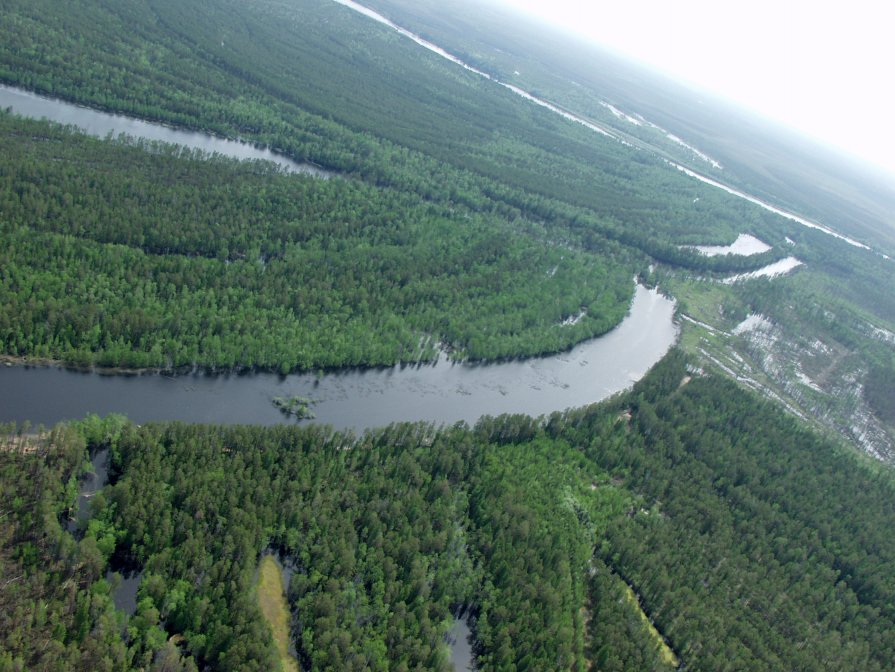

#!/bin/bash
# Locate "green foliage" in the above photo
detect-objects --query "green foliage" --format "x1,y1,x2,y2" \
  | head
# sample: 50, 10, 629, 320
0, 425, 129, 671
5, 355, 895, 670
98, 422, 482, 670
273, 396, 316, 420
74, 414, 129, 451
0, 0, 813, 374
466, 434, 631, 671
587, 558, 677, 672
0, 0, 788, 257
0, 112, 633, 370
568, 354, 895, 671
2, 2, 895, 671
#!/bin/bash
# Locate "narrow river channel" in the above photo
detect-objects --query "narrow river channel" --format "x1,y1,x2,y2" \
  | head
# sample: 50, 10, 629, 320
0, 85, 329, 177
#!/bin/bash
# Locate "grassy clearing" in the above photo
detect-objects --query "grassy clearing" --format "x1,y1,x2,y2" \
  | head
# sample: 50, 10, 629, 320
620, 579, 679, 668
667, 277, 735, 329
257, 555, 300, 672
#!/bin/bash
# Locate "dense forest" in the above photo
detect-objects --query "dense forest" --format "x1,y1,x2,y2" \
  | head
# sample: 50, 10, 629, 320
0, 112, 636, 369
355, 0, 895, 255
0, 0, 834, 372
4, 353, 895, 670
3, 1, 895, 670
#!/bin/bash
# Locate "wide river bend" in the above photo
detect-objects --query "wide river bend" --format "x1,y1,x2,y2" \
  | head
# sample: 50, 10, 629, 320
1, 286, 676, 431
0, 86, 678, 431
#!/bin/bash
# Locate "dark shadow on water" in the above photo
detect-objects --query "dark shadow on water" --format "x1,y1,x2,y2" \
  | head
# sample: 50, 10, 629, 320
107, 570, 144, 616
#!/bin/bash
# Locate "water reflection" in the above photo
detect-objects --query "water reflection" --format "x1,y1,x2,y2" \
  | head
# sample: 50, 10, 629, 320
447, 616, 475, 671
0, 85, 329, 178
0, 286, 677, 432
108, 570, 143, 616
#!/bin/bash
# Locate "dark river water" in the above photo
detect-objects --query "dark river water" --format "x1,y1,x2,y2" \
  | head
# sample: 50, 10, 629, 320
3, 68, 678, 671
1, 286, 676, 431
448, 617, 475, 671
0, 85, 678, 431
64, 445, 144, 615
67, 447, 110, 533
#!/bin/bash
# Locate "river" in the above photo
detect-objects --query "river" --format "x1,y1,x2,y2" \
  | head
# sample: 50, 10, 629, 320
0, 85, 329, 178
447, 617, 475, 671
0, 285, 677, 432
0, 84, 677, 431
1, 70, 678, 672
0, 73, 685, 431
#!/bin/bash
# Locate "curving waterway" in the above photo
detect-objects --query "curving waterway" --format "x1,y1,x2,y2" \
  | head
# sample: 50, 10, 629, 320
0, 83, 678, 432
0, 85, 329, 178
0, 286, 677, 432
2, 68, 675, 668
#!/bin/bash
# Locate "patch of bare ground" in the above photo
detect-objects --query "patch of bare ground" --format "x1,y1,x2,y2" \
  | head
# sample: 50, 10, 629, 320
0, 433, 48, 455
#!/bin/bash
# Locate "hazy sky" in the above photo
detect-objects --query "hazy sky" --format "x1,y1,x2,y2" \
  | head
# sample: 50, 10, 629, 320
497, 0, 895, 178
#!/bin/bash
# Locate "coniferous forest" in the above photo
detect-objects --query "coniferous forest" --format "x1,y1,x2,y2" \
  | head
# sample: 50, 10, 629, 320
0, 112, 634, 370
4, 355, 895, 671
0, 0, 829, 373
2, 1, 895, 671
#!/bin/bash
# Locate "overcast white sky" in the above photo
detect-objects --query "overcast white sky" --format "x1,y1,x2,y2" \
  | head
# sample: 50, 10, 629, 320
496, 0, 895, 179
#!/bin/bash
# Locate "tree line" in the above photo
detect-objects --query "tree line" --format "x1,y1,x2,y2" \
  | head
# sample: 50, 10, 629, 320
4, 351, 895, 670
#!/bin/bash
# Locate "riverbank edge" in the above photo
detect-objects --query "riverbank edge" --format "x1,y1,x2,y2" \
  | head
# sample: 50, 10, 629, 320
0, 292, 642, 379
